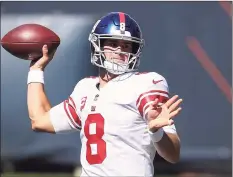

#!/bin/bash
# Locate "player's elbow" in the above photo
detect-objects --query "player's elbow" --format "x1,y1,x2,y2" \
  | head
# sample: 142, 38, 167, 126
31, 119, 42, 132
30, 114, 55, 133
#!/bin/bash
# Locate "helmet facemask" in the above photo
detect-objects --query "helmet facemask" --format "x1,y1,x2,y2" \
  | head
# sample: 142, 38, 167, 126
89, 33, 144, 75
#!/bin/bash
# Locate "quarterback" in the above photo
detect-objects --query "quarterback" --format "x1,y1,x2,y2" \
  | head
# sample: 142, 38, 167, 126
27, 12, 182, 176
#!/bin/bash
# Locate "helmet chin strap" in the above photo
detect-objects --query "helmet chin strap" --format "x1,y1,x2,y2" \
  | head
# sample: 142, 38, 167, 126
104, 59, 128, 75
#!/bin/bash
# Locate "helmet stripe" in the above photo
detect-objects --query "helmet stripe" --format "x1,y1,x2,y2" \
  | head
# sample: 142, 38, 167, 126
119, 12, 125, 23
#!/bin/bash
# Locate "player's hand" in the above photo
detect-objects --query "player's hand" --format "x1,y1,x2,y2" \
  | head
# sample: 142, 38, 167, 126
30, 45, 56, 71
147, 95, 182, 133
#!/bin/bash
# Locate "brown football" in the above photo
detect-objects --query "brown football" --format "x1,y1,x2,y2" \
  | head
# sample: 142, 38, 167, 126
1, 24, 60, 60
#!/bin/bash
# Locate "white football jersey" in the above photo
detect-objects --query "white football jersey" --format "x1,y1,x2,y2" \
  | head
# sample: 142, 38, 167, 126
49, 72, 177, 177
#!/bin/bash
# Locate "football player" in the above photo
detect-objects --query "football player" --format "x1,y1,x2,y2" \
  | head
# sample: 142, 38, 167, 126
27, 12, 182, 176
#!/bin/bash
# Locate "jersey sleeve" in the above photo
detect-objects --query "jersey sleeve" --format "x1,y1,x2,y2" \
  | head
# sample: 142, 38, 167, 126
49, 81, 83, 134
136, 72, 177, 134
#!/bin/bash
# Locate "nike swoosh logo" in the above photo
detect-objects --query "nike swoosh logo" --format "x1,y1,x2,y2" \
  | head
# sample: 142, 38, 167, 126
153, 79, 163, 84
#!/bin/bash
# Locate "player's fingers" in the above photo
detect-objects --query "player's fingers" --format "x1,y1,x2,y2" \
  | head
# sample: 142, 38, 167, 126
42, 45, 49, 57
155, 98, 159, 104
151, 98, 159, 108
169, 107, 182, 118
168, 99, 183, 112
164, 95, 179, 108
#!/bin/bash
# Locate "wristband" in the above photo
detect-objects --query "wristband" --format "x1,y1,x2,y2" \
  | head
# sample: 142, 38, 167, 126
148, 128, 164, 143
27, 70, 44, 84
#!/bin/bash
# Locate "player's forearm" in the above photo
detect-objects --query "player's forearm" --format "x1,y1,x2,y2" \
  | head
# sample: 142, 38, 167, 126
27, 83, 51, 119
154, 132, 180, 163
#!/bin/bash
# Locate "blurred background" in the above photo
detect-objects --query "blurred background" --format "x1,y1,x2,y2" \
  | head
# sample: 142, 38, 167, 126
1, 1, 232, 177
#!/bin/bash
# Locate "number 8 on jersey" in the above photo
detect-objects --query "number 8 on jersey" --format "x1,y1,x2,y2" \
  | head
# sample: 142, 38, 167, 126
84, 113, 106, 164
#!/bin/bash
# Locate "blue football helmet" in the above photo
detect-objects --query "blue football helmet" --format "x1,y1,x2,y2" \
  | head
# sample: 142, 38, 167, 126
89, 12, 144, 75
